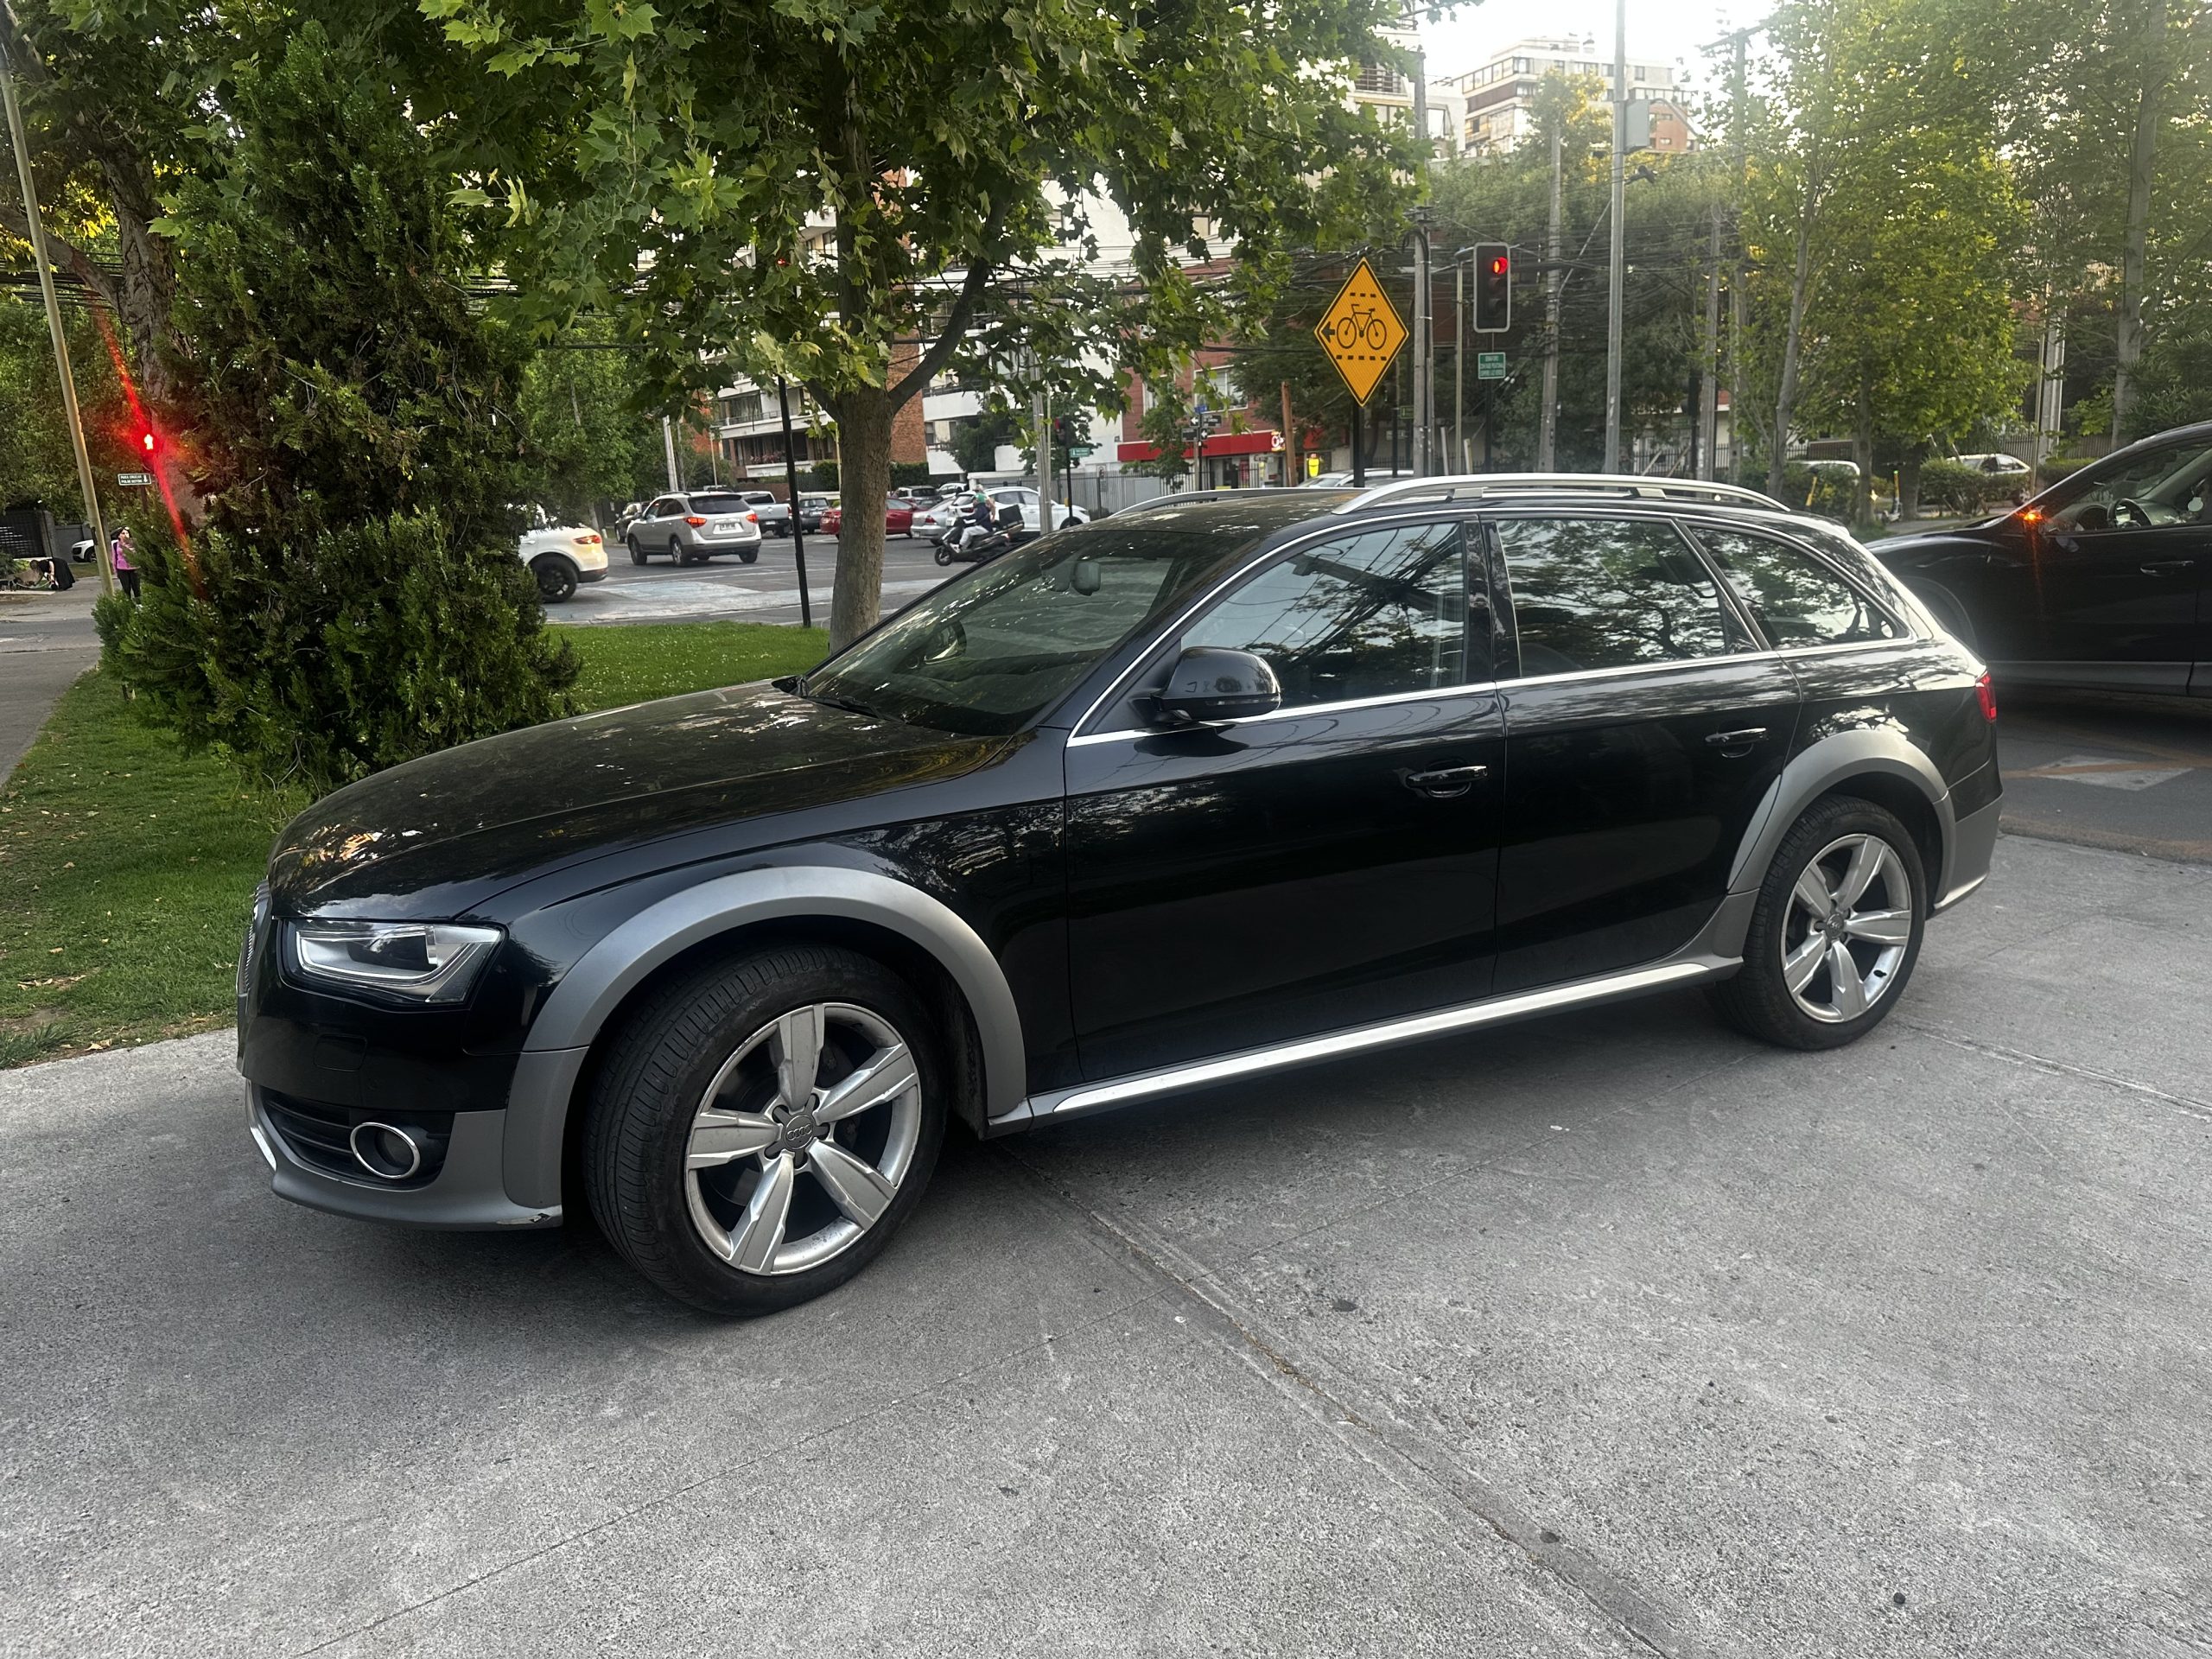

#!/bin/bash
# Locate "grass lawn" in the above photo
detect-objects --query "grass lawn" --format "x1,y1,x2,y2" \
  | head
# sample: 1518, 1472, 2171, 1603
0, 620, 826, 1067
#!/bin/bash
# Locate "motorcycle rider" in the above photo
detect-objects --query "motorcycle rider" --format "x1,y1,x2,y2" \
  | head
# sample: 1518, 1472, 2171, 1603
956, 489, 998, 556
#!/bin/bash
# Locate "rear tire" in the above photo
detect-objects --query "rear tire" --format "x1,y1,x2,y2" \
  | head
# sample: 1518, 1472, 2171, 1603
583, 944, 948, 1316
533, 557, 578, 604
671, 537, 694, 567
1707, 795, 1927, 1051
739, 546, 759, 565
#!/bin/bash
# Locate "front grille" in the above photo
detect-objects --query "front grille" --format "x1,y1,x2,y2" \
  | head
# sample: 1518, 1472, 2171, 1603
260, 1090, 454, 1188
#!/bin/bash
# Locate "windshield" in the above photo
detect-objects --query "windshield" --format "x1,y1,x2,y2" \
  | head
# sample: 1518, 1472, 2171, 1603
804, 521, 1266, 734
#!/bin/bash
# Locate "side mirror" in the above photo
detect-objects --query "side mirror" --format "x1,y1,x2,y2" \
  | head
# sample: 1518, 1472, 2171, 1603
1152, 647, 1281, 728
1069, 558, 1103, 596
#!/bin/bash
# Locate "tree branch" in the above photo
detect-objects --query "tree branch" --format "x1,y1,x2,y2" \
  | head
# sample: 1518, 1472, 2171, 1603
0, 193, 121, 312
888, 248, 997, 410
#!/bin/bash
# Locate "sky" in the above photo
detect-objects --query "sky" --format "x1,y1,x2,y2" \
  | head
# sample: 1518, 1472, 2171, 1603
1420, 0, 1751, 94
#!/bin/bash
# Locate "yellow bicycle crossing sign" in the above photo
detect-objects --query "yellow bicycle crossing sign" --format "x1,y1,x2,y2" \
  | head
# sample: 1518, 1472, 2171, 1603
1314, 257, 1407, 406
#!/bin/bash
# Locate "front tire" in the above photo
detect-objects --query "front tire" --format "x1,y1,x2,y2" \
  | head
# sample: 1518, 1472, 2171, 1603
627, 537, 647, 565
1708, 795, 1926, 1050
583, 944, 948, 1316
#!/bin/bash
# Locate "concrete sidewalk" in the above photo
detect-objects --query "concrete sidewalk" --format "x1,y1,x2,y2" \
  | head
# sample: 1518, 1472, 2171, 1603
2, 834, 2208, 1656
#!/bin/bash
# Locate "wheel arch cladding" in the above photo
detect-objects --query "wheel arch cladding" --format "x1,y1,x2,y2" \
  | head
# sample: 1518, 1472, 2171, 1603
1726, 728, 1954, 903
500, 868, 1025, 1211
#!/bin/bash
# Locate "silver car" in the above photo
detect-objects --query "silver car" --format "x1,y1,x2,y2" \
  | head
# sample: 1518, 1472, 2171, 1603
624, 492, 765, 565
736, 490, 794, 537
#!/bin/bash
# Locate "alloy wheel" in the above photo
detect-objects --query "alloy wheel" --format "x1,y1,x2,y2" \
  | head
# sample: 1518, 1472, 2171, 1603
1780, 833, 1914, 1023
682, 1002, 923, 1274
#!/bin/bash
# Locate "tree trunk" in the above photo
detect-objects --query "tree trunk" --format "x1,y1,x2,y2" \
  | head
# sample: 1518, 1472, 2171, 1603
1851, 372, 1875, 526
1899, 442, 1926, 522
2111, 0, 2166, 445
1772, 156, 1821, 488
827, 385, 893, 652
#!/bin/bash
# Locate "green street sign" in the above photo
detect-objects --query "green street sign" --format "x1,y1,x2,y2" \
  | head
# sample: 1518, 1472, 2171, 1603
1477, 352, 1508, 381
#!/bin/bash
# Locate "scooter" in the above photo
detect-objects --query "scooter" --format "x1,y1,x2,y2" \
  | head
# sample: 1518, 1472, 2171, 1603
931, 507, 1024, 567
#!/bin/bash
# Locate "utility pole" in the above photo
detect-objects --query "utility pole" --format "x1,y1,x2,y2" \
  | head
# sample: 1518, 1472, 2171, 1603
1, 24, 114, 596
1602, 0, 1628, 474
775, 378, 814, 629
1699, 202, 1721, 480
1033, 368, 1052, 525
661, 415, 682, 491
1539, 120, 1565, 471
1411, 43, 1433, 475
1452, 257, 1466, 472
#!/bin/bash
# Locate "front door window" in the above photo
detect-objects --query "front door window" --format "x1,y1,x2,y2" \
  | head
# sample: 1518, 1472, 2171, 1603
2047, 438, 2212, 532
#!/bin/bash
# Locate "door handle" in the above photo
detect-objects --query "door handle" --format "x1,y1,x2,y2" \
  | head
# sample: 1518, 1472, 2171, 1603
2139, 559, 2195, 574
1403, 765, 1488, 798
1705, 727, 1769, 750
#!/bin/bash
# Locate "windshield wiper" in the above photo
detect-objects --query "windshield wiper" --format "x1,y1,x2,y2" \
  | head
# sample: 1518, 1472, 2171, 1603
798, 678, 879, 719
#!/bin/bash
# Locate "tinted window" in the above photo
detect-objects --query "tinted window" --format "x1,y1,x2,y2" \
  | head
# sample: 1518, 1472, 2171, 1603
1695, 529, 1900, 647
646, 498, 677, 517
690, 493, 751, 516
805, 523, 1262, 735
1497, 517, 1739, 675
1181, 521, 1469, 708
2047, 436, 2212, 531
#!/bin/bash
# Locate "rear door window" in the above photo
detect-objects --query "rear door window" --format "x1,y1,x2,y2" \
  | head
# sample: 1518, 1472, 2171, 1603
1494, 516, 1745, 677
1693, 528, 1902, 647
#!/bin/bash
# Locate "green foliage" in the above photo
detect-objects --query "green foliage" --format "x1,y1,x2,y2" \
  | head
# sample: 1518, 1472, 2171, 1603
810, 461, 840, 490
888, 461, 935, 488
428, 0, 1419, 645
164, 22, 531, 554
1918, 458, 2023, 515
105, 512, 578, 797
948, 408, 1020, 478
2037, 456, 2097, 485
515, 327, 666, 521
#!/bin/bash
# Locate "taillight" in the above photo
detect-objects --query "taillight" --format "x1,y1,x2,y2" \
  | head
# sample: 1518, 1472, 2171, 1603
684, 515, 707, 527
574, 533, 601, 546
747, 512, 759, 523
1974, 671, 1997, 723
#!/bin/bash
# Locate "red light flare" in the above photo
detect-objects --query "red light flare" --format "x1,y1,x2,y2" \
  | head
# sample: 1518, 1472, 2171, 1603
86, 304, 196, 586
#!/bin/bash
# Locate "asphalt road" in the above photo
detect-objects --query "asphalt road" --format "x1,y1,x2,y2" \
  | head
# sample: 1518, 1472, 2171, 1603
558, 530, 952, 628
1995, 688, 2212, 862
3, 832, 2207, 1656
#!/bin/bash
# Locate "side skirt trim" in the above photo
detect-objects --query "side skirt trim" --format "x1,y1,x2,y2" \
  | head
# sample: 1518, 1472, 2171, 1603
992, 955, 1736, 1135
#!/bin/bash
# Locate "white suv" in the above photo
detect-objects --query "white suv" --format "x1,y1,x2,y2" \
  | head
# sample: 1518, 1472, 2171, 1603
519, 518, 609, 603
625, 492, 766, 565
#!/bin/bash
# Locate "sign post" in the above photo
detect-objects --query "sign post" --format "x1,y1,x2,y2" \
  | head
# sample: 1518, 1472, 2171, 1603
1314, 258, 1408, 489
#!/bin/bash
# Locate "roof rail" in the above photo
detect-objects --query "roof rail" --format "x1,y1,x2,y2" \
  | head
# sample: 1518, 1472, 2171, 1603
1331, 474, 1788, 515
1109, 486, 1299, 518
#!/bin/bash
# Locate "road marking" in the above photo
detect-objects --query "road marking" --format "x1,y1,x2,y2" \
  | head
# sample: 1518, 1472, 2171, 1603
2016, 753, 2190, 791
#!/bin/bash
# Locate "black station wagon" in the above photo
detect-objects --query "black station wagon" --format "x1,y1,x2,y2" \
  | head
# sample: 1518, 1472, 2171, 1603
238, 476, 2002, 1314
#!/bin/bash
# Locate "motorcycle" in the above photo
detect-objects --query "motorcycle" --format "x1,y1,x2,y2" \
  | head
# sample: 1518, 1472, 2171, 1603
931, 505, 1026, 567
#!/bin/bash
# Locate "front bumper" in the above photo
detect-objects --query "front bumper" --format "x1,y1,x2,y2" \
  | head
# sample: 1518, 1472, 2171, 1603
247, 1084, 561, 1230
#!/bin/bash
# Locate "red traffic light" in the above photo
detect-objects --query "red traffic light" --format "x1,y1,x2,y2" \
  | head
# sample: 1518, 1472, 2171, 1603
1489, 255, 1508, 276
1473, 242, 1511, 333
139, 429, 157, 454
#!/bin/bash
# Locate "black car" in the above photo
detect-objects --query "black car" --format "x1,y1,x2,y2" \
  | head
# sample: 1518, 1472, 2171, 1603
1878, 421, 2212, 696
238, 477, 2001, 1314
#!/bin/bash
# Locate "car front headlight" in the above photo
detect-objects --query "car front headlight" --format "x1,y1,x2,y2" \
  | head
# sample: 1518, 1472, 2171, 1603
284, 919, 503, 1004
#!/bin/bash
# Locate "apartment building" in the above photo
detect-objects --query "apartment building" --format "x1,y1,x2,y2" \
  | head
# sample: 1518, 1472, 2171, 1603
1446, 35, 1680, 153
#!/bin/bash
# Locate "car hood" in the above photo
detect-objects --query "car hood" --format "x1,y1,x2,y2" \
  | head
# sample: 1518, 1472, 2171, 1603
268, 683, 1000, 914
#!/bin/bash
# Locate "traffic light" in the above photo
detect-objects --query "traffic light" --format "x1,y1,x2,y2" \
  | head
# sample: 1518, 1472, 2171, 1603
139, 426, 157, 455
1052, 413, 1082, 451
1473, 243, 1511, 334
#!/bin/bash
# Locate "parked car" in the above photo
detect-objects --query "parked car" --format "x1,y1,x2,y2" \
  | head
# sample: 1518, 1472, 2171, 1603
797, 494, 836, 533
623, 492, 764, 565
239, 474, 1999, 1315
818, 499, 913, 540
518, 518, 609, 603
1878, 419, 2212, 696
1953, 452, 2031, 483
737, 490, 793, 537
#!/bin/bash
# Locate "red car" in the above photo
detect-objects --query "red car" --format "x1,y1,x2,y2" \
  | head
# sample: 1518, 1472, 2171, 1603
817, 502, 913, 538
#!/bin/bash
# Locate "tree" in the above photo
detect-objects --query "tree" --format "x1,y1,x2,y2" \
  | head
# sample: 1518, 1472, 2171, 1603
515, 326, 667, 522
425, 0, 1414, 647
103, 21, 576, 796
